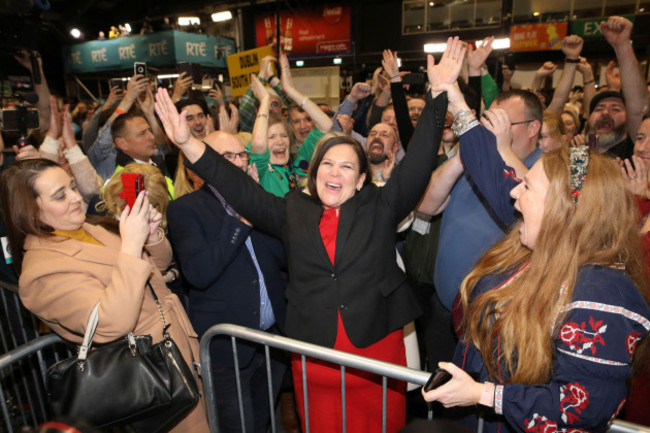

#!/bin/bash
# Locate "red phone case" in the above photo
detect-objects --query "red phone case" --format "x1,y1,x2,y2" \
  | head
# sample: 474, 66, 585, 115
119, 173, 145, 212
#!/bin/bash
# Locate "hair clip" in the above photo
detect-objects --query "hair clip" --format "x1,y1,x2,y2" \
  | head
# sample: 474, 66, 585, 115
569, 145, 590, 205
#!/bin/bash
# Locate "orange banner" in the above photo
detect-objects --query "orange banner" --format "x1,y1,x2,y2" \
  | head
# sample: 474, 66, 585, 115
510, 22, 568, 52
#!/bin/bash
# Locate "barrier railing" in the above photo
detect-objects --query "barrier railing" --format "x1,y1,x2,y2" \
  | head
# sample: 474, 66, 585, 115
0, 333, 70, 433
199, 323, 650, 433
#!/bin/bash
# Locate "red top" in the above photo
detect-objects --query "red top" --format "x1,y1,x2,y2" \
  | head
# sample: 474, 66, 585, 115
319, 208, 339, 265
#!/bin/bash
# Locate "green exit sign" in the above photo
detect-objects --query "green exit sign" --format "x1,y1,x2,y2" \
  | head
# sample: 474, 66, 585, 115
570, 16, 635, 38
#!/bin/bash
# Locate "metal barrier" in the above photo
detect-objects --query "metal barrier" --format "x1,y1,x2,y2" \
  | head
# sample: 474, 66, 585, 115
0, 282, 40, 354
199, 323, 650, 433
0, 333, 71, 433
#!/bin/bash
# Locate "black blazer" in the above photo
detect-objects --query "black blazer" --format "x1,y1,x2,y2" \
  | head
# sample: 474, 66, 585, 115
167, 185, 287, 367
187, 92, 448, 348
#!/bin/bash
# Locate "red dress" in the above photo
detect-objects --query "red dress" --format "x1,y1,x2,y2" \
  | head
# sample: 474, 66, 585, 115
291, 208, 406, 433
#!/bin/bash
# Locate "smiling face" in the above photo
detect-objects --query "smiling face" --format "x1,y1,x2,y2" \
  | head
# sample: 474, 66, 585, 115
588, 97, 626, 135
561, 112, 577, 137
366, 123, 397, 165
184, 104, 208, 139
316, 144, 366, 209
407, 98, 425, 127
509, 161, 549, 250
268, 122, 291, 165
35, 167, 85, 231
289, 108, 314, 144
633, 118, 650, 170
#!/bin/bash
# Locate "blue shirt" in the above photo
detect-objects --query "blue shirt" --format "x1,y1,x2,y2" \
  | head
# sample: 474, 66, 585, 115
434, 125, 542, 310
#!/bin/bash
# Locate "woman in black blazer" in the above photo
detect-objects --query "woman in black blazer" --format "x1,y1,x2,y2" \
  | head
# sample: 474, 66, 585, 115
155, 37, 463, 433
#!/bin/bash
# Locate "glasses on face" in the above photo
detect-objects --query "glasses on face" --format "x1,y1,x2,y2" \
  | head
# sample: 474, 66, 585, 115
222, 151, 250, 161
511, 120, 534, 126
368, 130, 393, 139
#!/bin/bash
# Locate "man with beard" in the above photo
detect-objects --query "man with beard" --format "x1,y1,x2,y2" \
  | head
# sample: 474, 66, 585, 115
584, 16, 648, 160
366, 123, 399, 183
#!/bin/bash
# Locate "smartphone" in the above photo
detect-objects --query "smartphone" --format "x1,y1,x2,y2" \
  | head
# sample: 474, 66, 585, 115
423, 368, 480, 392
119, 173, 145, 212
0, 108, 39, 131
109, 78, 127, 90
177, 62, 202, 84
402, 73, 426, 86
134, 62, 147, 77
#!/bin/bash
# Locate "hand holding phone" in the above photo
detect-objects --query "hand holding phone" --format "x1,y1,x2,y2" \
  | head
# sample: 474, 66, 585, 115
423, 368, 480, 392
119, 173, 146, 212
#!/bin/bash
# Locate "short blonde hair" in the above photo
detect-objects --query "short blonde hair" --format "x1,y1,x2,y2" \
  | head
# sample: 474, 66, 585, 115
98, 163, 170, 227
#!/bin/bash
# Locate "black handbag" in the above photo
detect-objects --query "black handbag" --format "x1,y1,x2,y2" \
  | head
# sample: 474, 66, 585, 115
47, 282, 200, 432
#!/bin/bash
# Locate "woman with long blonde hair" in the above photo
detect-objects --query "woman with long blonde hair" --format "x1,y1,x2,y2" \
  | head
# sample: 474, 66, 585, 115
423, 147, 650, 433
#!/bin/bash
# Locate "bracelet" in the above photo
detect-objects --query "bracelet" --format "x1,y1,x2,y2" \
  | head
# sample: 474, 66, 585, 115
300, 97, 308, 108
391, 74, 400, 80
257, 113, 268, 119
478, 382, 495, 407
114, 107, 126, 115
480, 65, 488, 73
451, 110, 478, 137
565, 58, 580, 63
268, 75, 278, 83
583, 79, 595, 85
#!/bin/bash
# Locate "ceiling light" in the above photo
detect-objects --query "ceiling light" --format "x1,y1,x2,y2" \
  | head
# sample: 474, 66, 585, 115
333, 58, 342, 65
178, 17, 200, 26
492, 38, 511, 49
124, 23, 132, 32
296, 60, 304, 67
211, 11, 232, 22
397, 58, 402, 68
429, 2, 435, 6
533, 11, 540, 16
70, 28, 82, 39
423, 43, 446, 53
157, 74, 180, 79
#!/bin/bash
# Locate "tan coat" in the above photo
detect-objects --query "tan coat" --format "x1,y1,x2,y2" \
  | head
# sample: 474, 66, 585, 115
19, 223, 208, 432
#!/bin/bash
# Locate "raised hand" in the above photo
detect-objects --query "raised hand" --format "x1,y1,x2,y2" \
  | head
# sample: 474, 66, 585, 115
279, 52, 295, 93
248, 163, 260, 184
427, 36, 467, 98
251, 73, 270, 101
154, 87, 191, 147
137, 88, 155, 116
125, 74, 148, 102
536, 62, 557, 77
102, 85, 124, 111
47, 95, 62, 139
146, 204, 164, 242
348, 82, 372, 103
620, 155, 648, 197
336, 114, 354, 136
481, 108, 513, 154
171, 72, 193, 103
62, 108, 77, 149
228, 103, 240, 133
467, 37, 494, 75
259, 55, 277, 81
561, 35, 584, 59
601, 16, 633, 49
208, 84, 224, 106
605, 60, 622, 91
382, 49, 400, 81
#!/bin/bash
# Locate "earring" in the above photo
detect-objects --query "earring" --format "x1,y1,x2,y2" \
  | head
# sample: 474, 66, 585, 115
356, 186, 361, 191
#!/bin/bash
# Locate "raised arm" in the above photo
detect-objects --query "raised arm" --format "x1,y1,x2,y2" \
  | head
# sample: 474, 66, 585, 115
547, 36, 584, 113
577, 58, 596, 119
14, 50, 50, 135
333, 82, 372, 132
154, 88, 286, 236
530, 62, 557, 92
383, 49, 414, 146
250, 74, 271, 154
381, 39, 462, 220
601, 16, 649, 139
279, 53, 332, 133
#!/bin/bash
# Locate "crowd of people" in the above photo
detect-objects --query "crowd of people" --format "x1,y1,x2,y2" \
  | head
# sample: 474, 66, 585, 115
0, 14, 649, 433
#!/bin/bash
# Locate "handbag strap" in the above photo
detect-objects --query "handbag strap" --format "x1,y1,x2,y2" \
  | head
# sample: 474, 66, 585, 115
147, 280, 170, 339
77, 301, 101, 362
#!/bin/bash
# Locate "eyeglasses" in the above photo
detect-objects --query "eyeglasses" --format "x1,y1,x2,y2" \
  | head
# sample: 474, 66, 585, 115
222, 151, 250, 161
511, 120, 534, 126
368, 130, 393, 139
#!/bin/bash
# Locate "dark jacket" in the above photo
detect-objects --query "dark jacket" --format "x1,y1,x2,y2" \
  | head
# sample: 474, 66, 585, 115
186, 92, 448, 348
167, 185, 287, 367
